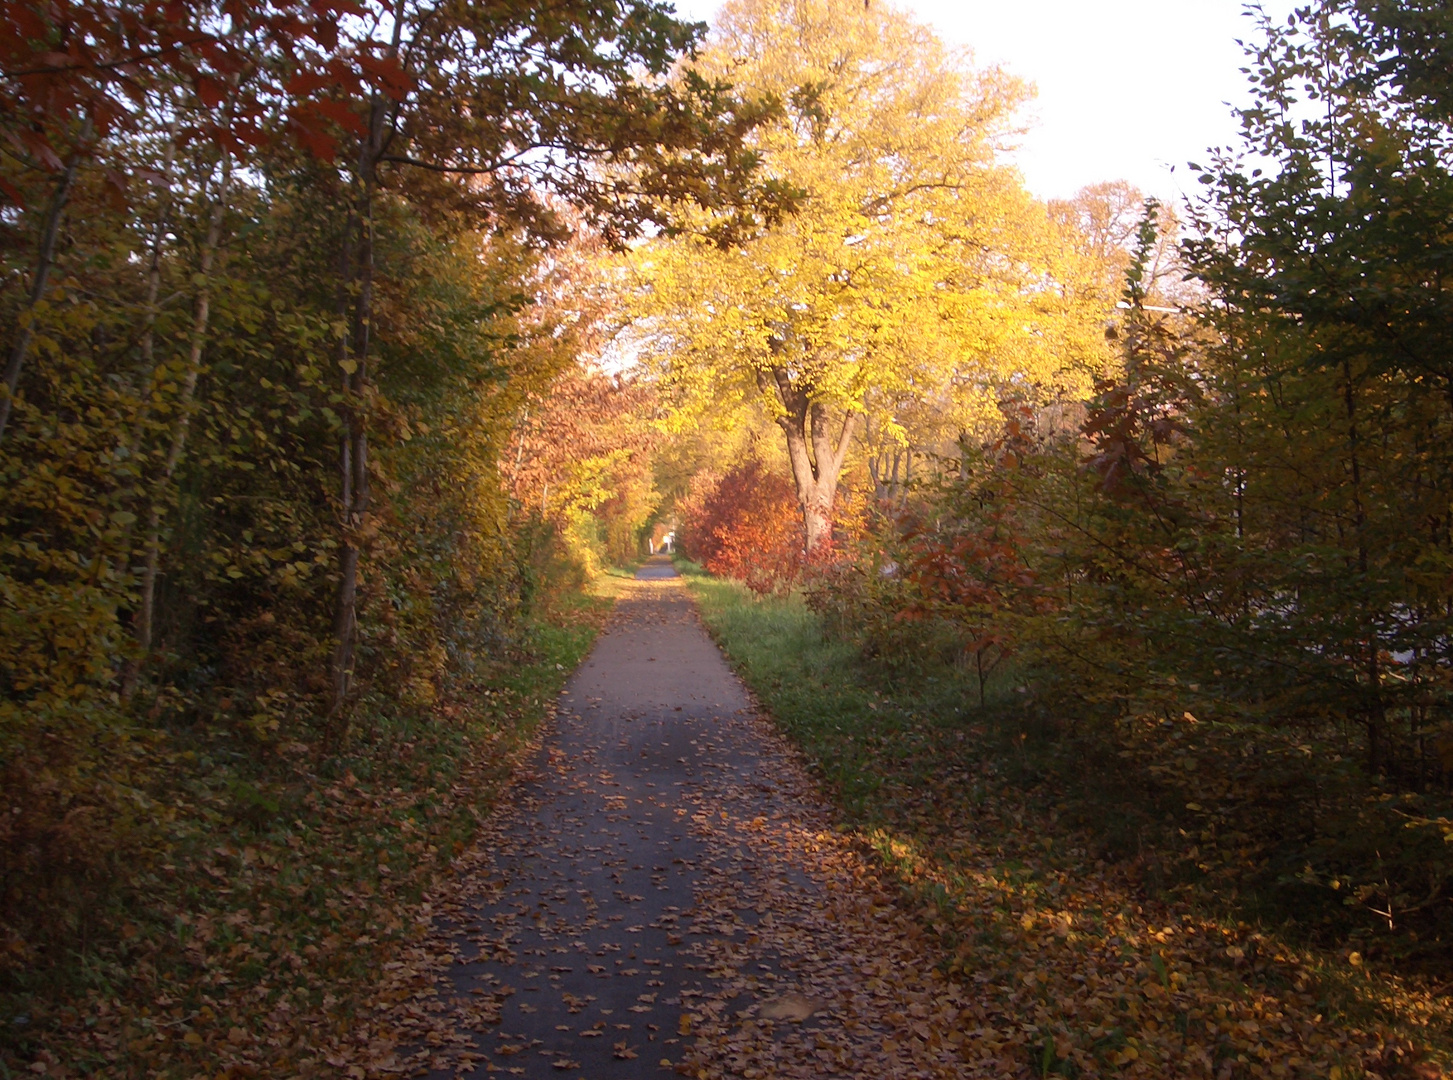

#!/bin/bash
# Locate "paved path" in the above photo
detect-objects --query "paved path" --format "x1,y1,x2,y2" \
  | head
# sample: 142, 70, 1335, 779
422, 561, 972, 1078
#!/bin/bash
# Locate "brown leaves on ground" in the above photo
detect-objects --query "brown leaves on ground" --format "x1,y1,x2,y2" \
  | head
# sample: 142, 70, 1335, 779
375, 578, 982, 1078
668, 710, 976, 1079
22, 579, 1448, 1080
11, 605, 610, 1079
687, 573, 1450, 1078
836, 718, 1451, 1079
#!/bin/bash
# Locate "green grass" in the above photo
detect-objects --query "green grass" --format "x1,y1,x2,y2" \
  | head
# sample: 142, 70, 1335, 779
684, 574, 874, 811
679, 568, 1452, 1073
3, 594, 612, 1075
678, 565, 998, 822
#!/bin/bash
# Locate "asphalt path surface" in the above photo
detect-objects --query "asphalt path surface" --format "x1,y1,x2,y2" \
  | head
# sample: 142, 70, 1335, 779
424, 558, 970, 1078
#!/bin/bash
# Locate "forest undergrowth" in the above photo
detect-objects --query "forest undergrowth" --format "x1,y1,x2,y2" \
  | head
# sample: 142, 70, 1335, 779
683, 564, 1450, 1080
3, 588, 612, 1078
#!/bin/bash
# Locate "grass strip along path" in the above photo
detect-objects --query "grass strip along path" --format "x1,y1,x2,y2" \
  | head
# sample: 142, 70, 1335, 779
680, 566, 1449, 1080
404, 557, 972, 1078
12, 597, 607, 1078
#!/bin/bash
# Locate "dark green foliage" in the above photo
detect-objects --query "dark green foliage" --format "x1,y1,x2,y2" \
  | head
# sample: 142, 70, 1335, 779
809, 2, 1453, 971
0, 0, 782, 1066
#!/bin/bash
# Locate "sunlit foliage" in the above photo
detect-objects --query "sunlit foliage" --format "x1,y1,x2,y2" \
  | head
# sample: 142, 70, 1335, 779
629, 0, 1119, 550
806, 0, 1453, 993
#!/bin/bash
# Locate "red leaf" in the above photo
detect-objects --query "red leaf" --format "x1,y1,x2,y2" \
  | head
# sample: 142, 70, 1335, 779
0, 174, 26, 208
356, 53, 415, 99
194, 75, 225, 109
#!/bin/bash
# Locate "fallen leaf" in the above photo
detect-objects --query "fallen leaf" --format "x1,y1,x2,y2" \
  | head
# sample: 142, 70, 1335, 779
758, 993, 820, 1022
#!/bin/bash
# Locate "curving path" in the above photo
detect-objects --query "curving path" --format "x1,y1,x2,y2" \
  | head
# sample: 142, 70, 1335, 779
421, 559, 973, 1078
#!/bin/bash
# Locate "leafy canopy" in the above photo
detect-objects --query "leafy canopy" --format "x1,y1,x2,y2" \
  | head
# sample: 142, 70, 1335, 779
630, 0, 1109, 447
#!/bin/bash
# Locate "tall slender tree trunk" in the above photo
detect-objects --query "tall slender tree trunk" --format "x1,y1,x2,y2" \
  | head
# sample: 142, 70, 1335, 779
1342, 357, 1384, 773
117, 131, 179, 700
504, 403, 532, 521
0, 127, 89, 443
131, 116, 181, 423
327, 180, 371, 724
129, 152, 232, 688
324, 0, 410, 734
328, 92, 396, 729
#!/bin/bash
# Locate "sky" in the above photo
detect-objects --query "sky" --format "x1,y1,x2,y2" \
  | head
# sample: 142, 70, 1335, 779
669, 0, 1297, 204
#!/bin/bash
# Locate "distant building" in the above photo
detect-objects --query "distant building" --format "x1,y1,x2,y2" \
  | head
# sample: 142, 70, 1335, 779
648, 521, 676, 554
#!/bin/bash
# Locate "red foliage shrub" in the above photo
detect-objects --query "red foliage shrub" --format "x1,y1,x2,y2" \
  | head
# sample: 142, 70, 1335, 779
673, 468, 722, 559
677, 461, 803, 595
803, 433, 1041, 701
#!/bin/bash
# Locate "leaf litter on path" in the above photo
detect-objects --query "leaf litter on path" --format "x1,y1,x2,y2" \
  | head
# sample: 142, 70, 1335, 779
380, 577, 977, 1078
314, 571, 1443, 1080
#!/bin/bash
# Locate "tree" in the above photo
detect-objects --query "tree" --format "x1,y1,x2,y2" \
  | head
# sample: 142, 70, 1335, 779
0, 0, 795, 993
857, 183, 1144, 503
677, 459, 801, 594
813, 0, 1453, 948
506, 363, 658, 572
271, 0, 797, 724
630, 0, 1103, 551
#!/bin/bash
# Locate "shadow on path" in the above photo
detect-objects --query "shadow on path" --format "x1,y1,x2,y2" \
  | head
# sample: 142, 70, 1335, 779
416, 571, 973, 1079
633, 557, 680, 581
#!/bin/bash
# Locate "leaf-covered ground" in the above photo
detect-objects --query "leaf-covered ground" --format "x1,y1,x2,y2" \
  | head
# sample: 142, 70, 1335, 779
385, 570, 977, 1078
9, 601, 609, 1078
25, 566, 1447, 1078
684, 572, 1450, 1080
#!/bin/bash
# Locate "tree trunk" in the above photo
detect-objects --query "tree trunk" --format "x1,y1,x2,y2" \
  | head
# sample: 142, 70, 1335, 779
129, 152, 232, 691
327, 92, 395, 729
324, 3, 409, 734
327, 182, 372, 723
1341, 358, 1385, 774
137, 147, 174, 396
117, 135, 179, 700
762, 365, 856, 554
0, 132, 87, 443
130, 115, 181, 431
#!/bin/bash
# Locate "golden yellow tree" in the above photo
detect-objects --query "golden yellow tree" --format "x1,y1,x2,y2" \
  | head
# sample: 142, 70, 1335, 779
631, 0, 1112, 548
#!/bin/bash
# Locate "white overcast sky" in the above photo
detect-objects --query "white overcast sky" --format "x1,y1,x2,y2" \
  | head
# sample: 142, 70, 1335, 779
669, 0, 1297, 203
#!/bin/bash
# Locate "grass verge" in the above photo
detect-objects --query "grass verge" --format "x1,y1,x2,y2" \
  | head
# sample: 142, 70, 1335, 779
5, 588, 612, 1078
682, 565, 1449, 1080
